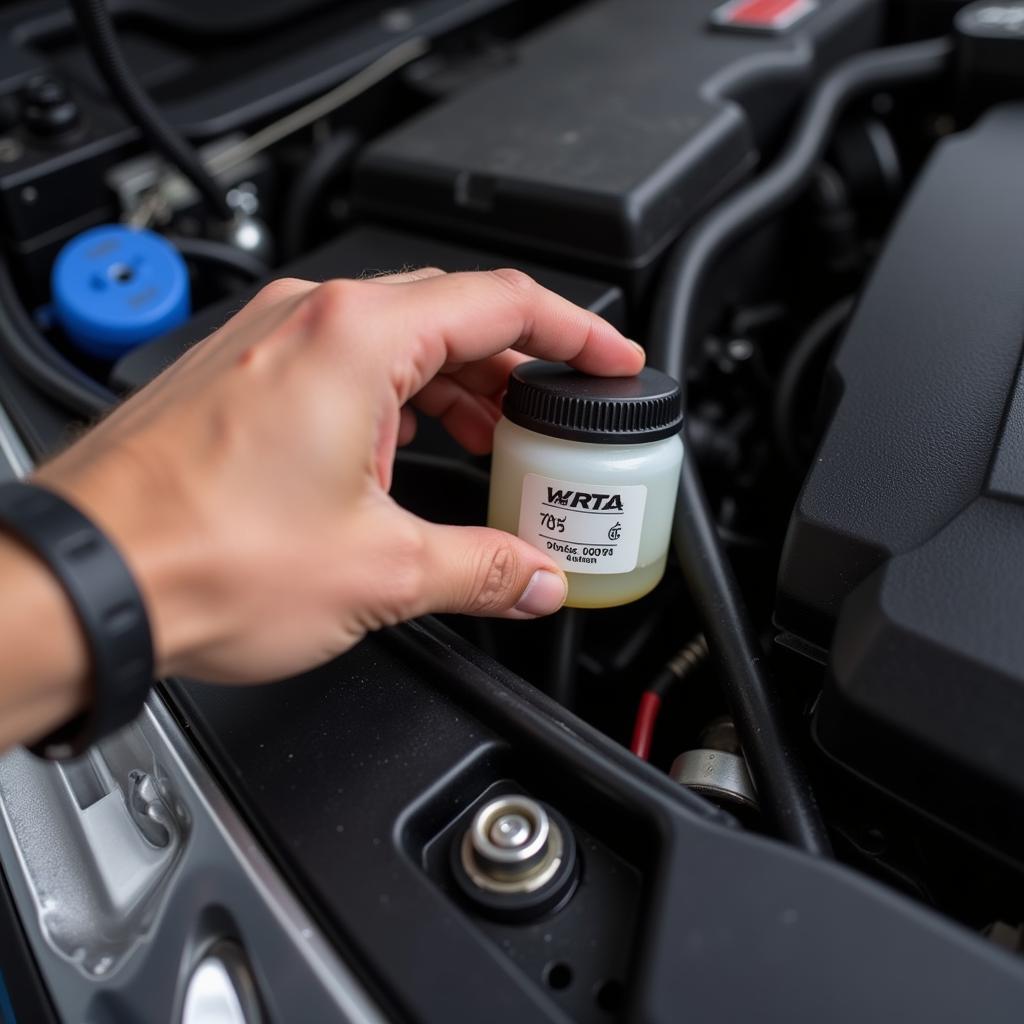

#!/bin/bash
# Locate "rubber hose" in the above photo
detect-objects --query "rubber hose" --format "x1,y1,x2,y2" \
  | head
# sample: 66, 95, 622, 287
282, 129, 360, 261
164, 236, 268, 281
773, 295, 856, 474
649, 39, 953, 857
0, 260, 115, 420
68, 0, 233, 221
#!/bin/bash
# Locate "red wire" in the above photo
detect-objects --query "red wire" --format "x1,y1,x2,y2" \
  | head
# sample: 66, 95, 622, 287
630, 690, 662, 761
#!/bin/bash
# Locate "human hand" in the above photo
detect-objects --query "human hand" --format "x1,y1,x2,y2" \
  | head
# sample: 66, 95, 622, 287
33, 268, 644, 684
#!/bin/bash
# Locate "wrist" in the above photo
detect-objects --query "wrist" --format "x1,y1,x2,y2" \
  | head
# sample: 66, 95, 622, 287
0, 533, 90, 748
32, 451, 215, 679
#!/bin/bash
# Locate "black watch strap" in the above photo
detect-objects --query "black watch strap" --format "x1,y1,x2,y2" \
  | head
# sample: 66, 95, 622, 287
0, 481, 154, 759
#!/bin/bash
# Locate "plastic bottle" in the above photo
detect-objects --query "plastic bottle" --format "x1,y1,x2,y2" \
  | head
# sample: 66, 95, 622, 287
488, 362, 683, 608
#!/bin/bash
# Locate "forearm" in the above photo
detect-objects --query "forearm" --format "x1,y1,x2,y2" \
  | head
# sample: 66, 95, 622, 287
0, 534, 90, 750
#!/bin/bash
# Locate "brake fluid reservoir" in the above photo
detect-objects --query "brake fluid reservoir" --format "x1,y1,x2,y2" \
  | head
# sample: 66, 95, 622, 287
488, 362, 683, 609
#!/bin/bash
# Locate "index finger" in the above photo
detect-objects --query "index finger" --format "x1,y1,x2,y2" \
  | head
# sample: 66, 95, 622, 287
367, 268, 645, 401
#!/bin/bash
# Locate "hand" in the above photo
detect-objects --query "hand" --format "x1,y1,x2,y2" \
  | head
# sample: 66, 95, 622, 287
33, 268, 644, 684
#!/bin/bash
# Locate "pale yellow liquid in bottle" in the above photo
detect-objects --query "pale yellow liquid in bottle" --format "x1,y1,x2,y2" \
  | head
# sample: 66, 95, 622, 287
488, 419, 683, 608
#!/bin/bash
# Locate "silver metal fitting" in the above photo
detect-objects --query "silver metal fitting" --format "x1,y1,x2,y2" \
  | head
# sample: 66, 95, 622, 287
670, 749, 758, 810
460, 795, 565, 895
220, 213, 274, 264
670, 717, 759, 813
666, 634, 709, 682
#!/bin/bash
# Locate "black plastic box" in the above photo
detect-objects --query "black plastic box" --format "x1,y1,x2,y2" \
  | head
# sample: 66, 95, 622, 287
354, 0, 883, 288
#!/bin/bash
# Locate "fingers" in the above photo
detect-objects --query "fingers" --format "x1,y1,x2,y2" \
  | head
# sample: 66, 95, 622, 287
441, 349, 531, 397
411, 352, 528, 452
397, 406, 418, 446
210, 271, 640, 464
366, 269, 644, 401
408, 518, 568, 620
411, 376, 502, 454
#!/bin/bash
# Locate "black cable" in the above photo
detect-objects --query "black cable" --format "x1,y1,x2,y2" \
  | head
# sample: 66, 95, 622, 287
164, 236, 268, 281
649, 39, 952, 857
282, 129, 360, 261
547, 607, 583, 709
773, 295, 856, 474
68, 0, 233, 221
0, 259, 115, 420
670, 460, 828, 847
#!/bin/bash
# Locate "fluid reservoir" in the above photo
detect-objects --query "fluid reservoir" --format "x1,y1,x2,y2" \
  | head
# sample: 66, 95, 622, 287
488, 362, 683, 608
51, 224, 190, 360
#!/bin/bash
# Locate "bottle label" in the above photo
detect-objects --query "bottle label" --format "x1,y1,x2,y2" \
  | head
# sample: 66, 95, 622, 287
517, 473, 648, 574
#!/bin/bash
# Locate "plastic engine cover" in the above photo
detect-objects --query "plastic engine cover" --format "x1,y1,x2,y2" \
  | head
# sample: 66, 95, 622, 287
353, 0, 882, 283
776, 103, 1024, 863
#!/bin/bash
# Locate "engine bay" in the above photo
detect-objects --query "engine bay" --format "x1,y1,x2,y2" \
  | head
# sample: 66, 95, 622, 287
2, 0, 1024, 1019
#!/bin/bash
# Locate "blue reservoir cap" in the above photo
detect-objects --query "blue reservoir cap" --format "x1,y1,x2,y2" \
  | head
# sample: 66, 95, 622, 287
51, 225, 190, 360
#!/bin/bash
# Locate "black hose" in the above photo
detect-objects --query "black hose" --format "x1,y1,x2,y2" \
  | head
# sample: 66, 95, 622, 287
0, 260, 115, 420
649, 39, 952, 857
547, 607, 583, 709
165, 236, 268, 281
68, 0, 233, 221
650, 38, 951, 383
282, 129, 360, 261
774, 295, 856, 474
670, 461, 826, 847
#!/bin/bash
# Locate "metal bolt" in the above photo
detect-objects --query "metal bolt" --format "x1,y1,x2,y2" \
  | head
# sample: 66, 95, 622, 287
726, 337, 755, 362
461, 795, 565, 894
226, 181, 259, 216
23, 74, 68, 107
490, 813, 532, 849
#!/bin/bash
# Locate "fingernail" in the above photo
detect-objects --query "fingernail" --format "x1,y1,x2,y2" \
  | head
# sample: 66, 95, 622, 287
515, 570, 567, 617
630, 339, 647, 362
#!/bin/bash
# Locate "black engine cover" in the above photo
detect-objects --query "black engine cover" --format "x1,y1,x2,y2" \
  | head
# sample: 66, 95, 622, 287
776, 103, 1024, 862
354, 0, 882, 288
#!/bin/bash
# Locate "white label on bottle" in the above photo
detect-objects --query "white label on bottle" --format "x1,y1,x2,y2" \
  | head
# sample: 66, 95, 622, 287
517, 473, 648, 574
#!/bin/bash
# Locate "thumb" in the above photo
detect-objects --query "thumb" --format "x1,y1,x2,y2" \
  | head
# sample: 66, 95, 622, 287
412, 520, 568, 619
